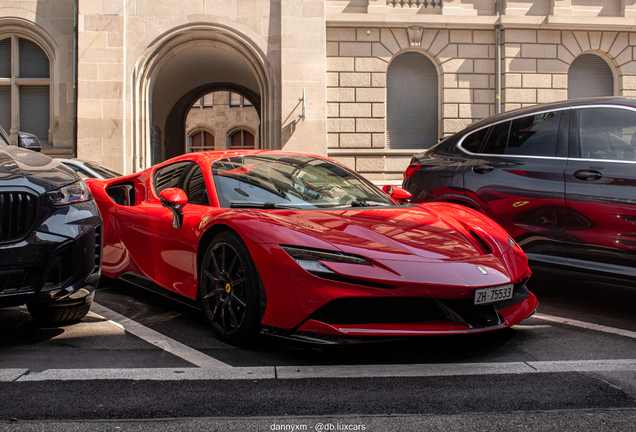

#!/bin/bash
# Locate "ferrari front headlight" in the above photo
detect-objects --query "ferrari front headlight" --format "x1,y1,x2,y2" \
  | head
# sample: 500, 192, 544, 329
508, 236, 520, 249
281, 245, 372, 274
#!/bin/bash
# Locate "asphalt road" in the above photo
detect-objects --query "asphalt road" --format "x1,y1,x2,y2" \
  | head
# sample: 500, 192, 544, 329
1, 273, 635, 431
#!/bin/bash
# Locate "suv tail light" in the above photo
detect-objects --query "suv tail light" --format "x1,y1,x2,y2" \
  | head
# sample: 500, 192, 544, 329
403, 163, 421, 179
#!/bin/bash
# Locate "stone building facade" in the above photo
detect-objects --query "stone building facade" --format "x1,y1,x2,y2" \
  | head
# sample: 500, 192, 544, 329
1, 1, 636, 185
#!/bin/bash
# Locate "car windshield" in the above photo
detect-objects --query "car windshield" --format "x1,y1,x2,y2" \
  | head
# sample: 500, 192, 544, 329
211, 154, 394, 209
84, 162, 122, 179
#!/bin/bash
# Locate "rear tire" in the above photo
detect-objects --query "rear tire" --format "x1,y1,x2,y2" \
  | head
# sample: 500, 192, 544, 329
199, 231, 261, 345
27, 292, 94, 325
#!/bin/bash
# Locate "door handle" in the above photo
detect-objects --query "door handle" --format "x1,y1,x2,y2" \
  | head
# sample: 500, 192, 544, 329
573, 169, 602, 181
472, 165, 494, 174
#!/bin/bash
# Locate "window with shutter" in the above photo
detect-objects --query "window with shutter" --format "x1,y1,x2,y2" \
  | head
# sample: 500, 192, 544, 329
188, 130, 215, 152
229, 92, 251, 107
230, 131, 242, 148
568, 54, 613, 99
229, 92, 242, 107
191, 131, 202, 147
19, 39, 49, 78
19, 86, 50, 144
0, 39, 10, 79
229, 130, 255, 149
0, 87, 10, 133
0, 35, 50, 145
387, 52, 438, 150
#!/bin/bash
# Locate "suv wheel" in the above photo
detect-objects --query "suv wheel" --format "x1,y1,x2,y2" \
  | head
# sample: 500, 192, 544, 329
27, 292, 94, 325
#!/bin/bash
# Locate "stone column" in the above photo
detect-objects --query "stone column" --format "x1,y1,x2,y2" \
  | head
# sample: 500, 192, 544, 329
551, 0, 573, 15
77, 0, 125, 173
279, 0, 327, 155
442, 0, 462, 16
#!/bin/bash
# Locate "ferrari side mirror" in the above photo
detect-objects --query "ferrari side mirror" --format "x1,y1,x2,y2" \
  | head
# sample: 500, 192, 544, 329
382, 185, 412, 203
160, 188, 188, 229
18, 132, 42, 152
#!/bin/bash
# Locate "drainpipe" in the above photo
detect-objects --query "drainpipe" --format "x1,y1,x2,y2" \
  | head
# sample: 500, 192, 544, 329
72, 0, 78, 157
495, 0, 502, 114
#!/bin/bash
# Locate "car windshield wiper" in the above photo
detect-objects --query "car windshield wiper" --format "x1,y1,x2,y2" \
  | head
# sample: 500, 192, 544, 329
350, 200, 392, 207
229, 202, 303, 209
329, 200, 393, 209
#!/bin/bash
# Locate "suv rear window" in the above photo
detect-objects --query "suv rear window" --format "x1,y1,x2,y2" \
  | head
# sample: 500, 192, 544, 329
461, 127, 489, 153
465, 111, 561, 157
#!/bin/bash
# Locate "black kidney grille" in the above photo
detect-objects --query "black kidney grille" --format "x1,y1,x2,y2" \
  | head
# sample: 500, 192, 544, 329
0, 192, 38, 243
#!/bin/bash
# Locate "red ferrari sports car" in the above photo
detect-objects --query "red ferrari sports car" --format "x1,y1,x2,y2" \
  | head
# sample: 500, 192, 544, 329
87, 150, 538, 344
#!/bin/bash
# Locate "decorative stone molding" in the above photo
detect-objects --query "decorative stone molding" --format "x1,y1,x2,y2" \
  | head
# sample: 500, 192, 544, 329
387, 0, 441, 8
408, 27, 424, 47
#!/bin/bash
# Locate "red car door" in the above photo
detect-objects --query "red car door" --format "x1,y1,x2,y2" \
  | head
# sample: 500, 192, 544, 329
118, 161, 209, 299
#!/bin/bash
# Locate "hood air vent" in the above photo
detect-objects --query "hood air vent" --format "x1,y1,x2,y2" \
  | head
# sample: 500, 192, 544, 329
469, 229, 492, 255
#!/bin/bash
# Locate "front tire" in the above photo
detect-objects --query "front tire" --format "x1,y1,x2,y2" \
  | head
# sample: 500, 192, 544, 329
27, 292, 94, 325
199, 231, 261, 344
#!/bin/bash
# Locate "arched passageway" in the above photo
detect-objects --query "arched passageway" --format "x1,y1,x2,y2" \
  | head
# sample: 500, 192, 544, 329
132, 25, 275, 170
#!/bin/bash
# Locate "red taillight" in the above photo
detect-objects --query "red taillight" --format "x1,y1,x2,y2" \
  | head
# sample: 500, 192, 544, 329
403, 163, 421, 179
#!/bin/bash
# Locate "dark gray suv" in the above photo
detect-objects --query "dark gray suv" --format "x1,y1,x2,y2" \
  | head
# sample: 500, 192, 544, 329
403, 97, 636, 284
0, 125, 102, 324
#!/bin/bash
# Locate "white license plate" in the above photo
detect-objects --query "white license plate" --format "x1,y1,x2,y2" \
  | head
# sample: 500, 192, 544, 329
474, 284, 514, 305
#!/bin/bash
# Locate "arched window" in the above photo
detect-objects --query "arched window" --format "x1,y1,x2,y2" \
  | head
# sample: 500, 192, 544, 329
0, 35, 50, 145
387, 52, 438, 150
188, 130, 215, 152
229, 130, 255, 149
568, 54, 613, 99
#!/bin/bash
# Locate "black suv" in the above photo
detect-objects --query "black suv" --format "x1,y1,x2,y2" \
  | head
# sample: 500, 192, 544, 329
0, 125, 102, 324
403, 97, 636, 284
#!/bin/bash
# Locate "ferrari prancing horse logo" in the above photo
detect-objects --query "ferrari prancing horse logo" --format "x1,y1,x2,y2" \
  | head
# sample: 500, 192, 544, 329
199, 216, 209, 230
477, 266, 488, 275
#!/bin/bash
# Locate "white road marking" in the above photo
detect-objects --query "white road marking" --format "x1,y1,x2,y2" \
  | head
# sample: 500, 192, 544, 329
0, 369, 29, 382
90, 302, 231, 368
17, 367, 273, 381
533, 313, 636, 340
9, 359, 636, 382
275, 362, 536, 379
512, 324, 552, 329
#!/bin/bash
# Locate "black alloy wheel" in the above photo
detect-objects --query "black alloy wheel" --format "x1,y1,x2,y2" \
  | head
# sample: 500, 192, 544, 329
200, 231, 260, 344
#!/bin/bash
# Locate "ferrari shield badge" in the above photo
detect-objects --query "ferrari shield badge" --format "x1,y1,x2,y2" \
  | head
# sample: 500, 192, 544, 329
199, 216, 209, 230
477, 266, 488, 275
